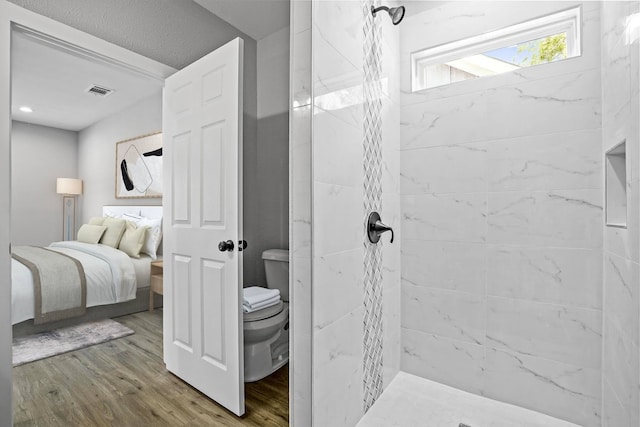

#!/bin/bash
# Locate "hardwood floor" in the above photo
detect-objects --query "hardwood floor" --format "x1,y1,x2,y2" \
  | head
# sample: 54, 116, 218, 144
13, 310, 289, 426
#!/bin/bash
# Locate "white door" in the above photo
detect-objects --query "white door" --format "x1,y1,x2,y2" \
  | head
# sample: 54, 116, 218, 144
163, 37, 245, 416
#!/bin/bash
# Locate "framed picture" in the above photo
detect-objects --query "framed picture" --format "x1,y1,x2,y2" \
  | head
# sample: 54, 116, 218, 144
115, 132, 163, 199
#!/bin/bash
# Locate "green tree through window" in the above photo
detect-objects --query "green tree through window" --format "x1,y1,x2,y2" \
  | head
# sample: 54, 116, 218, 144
517, 33, 567, 66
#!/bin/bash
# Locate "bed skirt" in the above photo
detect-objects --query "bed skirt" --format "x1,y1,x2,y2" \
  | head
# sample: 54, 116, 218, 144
13, 287, 163, 338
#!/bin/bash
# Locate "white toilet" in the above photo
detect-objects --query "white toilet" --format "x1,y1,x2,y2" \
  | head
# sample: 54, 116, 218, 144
243, 249, 289, 382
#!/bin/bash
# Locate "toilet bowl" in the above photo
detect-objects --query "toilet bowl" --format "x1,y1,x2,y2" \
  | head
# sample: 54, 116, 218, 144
243, 249, 289, 382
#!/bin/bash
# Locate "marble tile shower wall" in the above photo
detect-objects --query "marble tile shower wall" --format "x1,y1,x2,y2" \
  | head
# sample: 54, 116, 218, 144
600, 2, 640, 426
399, 2, 603, 427
309, 1, 401, 425
289, 1, 312, 426
379, 2, 402, 394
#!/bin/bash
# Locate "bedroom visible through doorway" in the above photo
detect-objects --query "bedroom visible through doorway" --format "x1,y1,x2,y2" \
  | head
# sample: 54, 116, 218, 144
12, 18, 288, 425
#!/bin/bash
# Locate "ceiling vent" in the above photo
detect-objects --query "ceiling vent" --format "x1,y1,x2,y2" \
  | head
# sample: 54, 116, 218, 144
85, 85, 114, 97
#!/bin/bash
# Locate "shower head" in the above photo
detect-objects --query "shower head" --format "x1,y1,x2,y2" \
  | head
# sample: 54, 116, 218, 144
371, 4, 406, 25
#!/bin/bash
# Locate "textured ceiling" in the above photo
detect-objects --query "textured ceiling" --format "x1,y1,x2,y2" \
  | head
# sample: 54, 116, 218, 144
194, 0, 290, 40
7, 0, 257, 69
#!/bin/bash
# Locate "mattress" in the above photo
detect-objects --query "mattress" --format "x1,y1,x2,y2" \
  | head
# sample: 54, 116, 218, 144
11, 241, 138, 325
130, 255, 156, 289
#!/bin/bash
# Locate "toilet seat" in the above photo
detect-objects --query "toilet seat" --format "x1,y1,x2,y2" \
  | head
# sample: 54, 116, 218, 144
243, 300, 284, 322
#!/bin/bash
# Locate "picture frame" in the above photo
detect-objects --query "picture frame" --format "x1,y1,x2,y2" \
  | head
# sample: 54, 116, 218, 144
115, 132, 163, 199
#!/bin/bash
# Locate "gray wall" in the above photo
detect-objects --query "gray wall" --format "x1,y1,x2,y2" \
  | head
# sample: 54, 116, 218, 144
11, 121, 78, 245
250, 27, 290, 287
78, 93, 162, 223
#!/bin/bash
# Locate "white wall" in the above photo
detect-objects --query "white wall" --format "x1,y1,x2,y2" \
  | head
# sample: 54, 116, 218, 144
78, 93, 162, 223
11, 121, 78, 244
399, 2, 603, 426
0, 6, 11, 423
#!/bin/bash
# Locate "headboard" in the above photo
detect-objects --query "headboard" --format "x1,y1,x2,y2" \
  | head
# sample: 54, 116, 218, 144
102, 205, 163, 220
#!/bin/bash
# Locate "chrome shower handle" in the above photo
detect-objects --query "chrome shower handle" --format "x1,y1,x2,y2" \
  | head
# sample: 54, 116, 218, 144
367, 211, 394, 244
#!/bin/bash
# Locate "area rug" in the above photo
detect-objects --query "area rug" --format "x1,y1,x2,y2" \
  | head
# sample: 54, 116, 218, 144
12, 319, 134, 366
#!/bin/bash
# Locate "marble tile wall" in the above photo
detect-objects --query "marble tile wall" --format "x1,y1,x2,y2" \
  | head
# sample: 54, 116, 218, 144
399, 2, 604, 426
600, 2, 640, 426
362, 0, 386, 409
305, 0, 402, 425
294, 1, 640, 426
379, 0, 401, 395
310, 2, 366, 424
289, 1, 312, 426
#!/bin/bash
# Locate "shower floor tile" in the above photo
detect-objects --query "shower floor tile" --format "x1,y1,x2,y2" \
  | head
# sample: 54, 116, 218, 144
357, 371, 581, 427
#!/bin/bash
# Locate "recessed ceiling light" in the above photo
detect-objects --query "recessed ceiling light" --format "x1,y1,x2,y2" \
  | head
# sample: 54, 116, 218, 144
19, 106, 33, 113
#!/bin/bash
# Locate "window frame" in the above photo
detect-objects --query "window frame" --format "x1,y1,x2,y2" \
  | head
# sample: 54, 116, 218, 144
411, 6, 582, 92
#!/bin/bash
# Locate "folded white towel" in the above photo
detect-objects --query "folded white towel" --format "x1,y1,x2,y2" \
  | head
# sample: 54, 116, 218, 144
243, 294, 281, 313
244, 294, 280, 310
243, 286, 280, 307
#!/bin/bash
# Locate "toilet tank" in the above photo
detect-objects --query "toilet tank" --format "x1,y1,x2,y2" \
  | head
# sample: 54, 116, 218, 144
262, 249, 289, 301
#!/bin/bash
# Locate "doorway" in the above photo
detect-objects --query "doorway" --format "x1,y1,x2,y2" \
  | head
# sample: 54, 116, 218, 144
1, 4, 293, 425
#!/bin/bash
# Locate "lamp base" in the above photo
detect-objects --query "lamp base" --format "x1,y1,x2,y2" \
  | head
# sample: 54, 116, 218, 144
62, 196, 76, 241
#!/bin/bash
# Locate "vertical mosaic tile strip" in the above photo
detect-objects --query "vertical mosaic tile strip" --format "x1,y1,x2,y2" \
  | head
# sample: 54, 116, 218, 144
362, 0, 384, 413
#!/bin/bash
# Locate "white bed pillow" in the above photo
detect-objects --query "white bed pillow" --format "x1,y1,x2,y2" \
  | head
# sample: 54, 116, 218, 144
123, 213, 163, 259
88, 217, 105, 226
118, 221, 148, 258
103, 210, 123, 219
77, 224, 107, 244
100, 217, 127, 248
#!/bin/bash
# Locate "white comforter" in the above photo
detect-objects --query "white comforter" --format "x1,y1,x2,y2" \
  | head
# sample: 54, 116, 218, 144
11, 241, 137, 325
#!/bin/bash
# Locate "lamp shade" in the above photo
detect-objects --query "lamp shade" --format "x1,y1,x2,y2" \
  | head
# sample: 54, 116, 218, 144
56, 178, 83, 195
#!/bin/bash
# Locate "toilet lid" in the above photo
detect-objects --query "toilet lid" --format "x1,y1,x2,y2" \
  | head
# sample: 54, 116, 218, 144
243, 300, 284, 322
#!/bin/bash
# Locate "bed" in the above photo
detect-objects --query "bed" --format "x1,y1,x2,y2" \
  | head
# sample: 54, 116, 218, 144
12, 205, 163, 337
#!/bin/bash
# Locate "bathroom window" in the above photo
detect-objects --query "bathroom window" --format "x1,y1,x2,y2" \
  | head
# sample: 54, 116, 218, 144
411, 7, 581, 91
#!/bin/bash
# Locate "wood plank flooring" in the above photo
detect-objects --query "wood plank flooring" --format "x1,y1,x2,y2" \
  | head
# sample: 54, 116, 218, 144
13, 310, 289, 426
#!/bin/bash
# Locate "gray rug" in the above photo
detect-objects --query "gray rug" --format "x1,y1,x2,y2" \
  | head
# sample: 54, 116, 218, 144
13, 319, 134, 366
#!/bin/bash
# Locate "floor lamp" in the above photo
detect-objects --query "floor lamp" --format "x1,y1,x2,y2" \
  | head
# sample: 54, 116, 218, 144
57, 178, 83, 241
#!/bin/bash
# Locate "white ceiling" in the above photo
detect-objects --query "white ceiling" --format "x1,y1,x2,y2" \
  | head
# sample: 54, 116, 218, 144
194, 0, 290, 40
11, 31, 163, 132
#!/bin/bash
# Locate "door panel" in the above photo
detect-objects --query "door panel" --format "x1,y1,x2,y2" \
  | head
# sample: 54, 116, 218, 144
172, 132, 191, 223
201, 258, 225, 365
163, 37, 244, 416
172, 255, 192, 350
201, 123, 224, 224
